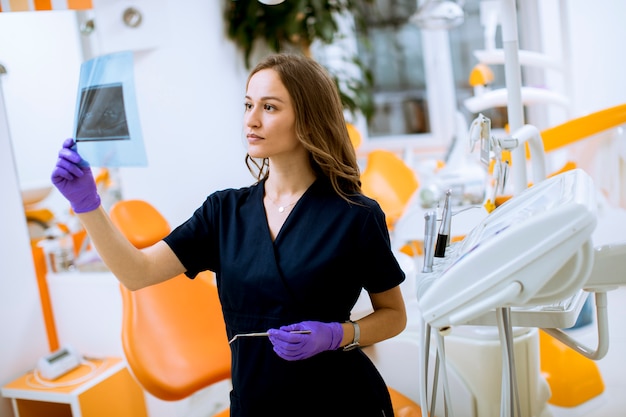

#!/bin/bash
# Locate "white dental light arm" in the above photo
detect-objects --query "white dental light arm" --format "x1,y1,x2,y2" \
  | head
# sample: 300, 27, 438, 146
500, 0, 527, 195
502, 124, 547, 188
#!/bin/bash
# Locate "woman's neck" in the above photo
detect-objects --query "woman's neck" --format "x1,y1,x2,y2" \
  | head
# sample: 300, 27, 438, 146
264, 153, 316, 197
264, 170, 315, 199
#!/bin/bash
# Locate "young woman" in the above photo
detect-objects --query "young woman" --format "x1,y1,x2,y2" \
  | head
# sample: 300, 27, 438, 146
52, 53, 407, 416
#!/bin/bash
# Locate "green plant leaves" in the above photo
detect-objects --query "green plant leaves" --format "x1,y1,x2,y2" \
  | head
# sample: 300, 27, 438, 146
224, 0, 374, 121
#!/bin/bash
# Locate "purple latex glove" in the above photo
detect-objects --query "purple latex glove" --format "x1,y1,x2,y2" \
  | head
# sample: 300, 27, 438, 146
267, 321, 343, 361
51, 138, 101, 213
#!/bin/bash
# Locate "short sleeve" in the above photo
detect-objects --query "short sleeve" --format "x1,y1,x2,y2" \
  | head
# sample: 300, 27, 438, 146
163, 196, 220, 278
355, 199, 406, 293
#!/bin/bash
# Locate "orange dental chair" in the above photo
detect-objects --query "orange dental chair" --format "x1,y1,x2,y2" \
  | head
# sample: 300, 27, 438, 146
360, 149, 420, 230
109, 199, 232, 415
109, 199, 422, 416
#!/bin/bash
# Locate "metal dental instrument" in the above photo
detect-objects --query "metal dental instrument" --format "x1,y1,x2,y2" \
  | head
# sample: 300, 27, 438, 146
228, 330, 311, 344
434, 190, 452, 258
422, 210, 438, 273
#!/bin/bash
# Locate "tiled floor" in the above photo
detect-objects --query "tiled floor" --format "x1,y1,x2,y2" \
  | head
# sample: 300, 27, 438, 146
548, 286, 626, 417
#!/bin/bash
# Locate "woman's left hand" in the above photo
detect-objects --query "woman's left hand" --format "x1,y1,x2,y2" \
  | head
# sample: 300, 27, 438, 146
268, 321, 343, 361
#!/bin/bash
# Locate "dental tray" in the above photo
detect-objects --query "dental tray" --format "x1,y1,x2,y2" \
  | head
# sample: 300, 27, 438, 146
464, 289, 589, 328
416, 169, 597, 329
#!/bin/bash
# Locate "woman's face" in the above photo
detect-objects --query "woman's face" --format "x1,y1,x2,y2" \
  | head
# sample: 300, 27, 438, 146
244, 68, 300, 159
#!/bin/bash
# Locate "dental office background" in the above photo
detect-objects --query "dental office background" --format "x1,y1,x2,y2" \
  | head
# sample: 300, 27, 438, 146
1, 1, 625, 417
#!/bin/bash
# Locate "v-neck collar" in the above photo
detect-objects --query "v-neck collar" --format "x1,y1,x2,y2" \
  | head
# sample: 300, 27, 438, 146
258, 178, 319, 244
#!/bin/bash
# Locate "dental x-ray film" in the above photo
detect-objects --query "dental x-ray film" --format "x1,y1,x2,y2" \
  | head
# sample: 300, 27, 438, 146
73, 51, 147, 167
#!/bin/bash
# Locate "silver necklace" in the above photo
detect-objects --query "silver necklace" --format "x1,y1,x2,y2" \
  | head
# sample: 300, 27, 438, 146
266, 195, 299, 213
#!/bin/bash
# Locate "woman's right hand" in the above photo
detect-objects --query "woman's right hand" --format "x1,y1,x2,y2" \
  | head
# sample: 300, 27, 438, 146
51, 138, 101, 213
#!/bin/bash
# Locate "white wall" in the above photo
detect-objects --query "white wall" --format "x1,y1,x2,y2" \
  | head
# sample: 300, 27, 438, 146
566, 0, 626, 114
0, 14, 71, 417
0, 82, 50, 417
539, 0, 626, 117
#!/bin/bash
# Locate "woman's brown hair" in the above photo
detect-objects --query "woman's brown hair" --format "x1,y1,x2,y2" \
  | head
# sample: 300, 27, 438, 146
244, 53, 361, 202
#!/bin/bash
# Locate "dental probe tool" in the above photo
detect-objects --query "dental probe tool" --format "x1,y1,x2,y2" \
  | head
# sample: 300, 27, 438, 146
422, 210, 438, 273
228, 330, 310, 344
434, 189, 452, 258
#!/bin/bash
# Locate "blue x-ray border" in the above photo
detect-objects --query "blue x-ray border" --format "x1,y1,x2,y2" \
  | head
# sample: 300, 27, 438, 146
72, 51, 147, 167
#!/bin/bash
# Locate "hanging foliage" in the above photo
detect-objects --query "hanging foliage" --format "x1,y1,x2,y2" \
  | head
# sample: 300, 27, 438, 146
224, 0, 374, 121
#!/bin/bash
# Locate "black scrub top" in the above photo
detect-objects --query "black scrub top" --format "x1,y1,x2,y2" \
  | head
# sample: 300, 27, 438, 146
164, 178, 405, 417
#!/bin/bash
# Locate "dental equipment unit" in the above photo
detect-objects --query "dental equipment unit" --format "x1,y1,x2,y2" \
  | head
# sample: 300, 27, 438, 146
416, 168, 598, 417
418, 168, 597, 328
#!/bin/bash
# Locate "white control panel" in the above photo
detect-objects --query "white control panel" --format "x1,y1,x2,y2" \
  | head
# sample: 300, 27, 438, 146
36, 345, 82, 380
